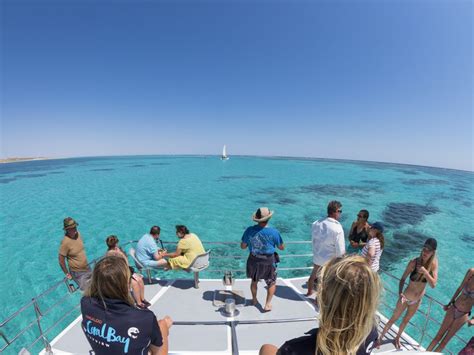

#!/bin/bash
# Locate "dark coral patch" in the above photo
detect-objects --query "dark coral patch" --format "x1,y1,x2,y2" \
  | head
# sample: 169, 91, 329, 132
298, 184, 383, 197
401, 179, 449, 186
460, 234, 474, 244
220, 175, 265, 180
129, 164, 146, 168
90, 168, 115, 172
382, 230, 435, 266
272, 222, 293, 234
277, 197, 298, 205
382, 203, 439, 227
0, 177, 17, 184
15, 173, 48, 179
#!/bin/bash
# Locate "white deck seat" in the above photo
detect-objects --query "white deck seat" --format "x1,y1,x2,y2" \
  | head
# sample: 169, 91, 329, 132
184, 250, 211, 288
128, 247, 153, 283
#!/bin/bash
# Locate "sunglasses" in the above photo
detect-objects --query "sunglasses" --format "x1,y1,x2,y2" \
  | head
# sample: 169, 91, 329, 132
337, 210, 342, 213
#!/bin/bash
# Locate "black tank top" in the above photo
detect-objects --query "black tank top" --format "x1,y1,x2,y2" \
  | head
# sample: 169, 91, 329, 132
349, 225, 369, 244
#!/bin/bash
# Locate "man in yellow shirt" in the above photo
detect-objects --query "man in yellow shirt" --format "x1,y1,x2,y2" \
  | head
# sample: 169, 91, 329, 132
58, 217, 91, 290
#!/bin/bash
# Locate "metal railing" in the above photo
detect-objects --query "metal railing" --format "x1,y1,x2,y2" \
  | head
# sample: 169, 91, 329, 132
0, 239, 469, 354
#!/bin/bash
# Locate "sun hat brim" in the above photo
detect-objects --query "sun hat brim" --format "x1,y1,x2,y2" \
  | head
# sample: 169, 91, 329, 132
252, 211, 274, 222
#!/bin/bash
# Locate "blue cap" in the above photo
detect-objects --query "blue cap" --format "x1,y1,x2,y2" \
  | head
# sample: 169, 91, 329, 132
370, 222, 385, 233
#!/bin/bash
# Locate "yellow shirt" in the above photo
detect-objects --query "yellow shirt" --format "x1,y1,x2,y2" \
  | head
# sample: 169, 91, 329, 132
168, 233, 205, 270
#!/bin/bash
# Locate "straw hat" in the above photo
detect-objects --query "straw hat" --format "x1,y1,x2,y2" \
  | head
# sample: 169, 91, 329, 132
63, 217, 78, 230
252, 207, 273, 222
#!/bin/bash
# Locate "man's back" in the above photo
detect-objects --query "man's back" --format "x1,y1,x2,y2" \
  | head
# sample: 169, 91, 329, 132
312, 217, 345, 266
135, 234, 157, 264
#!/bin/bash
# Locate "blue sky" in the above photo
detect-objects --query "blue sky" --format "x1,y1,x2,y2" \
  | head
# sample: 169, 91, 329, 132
1, 0, 472, 170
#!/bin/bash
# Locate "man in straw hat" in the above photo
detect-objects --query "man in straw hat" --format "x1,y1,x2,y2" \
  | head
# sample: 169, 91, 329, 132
241, 207, 285, 312
306, 200, 345, 296
58, 217, 91, 290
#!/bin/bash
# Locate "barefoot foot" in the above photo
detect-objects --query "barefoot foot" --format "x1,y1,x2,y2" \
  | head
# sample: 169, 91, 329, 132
263, 304, 272, 312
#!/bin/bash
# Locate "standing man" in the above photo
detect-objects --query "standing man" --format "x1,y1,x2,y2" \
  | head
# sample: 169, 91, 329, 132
136, 225, 165, 268
58, 217, 91, 290
241, 207, 285, 312
306, 200, 345, 296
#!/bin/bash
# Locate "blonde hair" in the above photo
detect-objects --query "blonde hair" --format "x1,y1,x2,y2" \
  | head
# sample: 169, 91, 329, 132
84, 256, 134, 307
415, 249, 436, 281
316, 255, 381, 355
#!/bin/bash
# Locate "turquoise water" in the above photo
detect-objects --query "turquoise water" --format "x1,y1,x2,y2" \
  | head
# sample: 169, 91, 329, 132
0, 156, 472, 353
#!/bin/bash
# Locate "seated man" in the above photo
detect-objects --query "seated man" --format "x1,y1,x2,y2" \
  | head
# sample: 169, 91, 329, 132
136, 226, 165, 268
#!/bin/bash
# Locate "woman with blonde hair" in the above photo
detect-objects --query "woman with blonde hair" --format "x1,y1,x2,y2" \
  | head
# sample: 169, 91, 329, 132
259, 255, 381, 355
105, 235, 150, 309
377, 238, 438, 349
81, 256, 173, 355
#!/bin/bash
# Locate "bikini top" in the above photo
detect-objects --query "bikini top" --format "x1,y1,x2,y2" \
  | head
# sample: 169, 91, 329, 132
462, 283, 474, 299
409, 258, 431, 283
349, 225, 369, 243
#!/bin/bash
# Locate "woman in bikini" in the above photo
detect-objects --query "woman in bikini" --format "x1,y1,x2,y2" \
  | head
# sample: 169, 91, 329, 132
427, 268, 474, 352
349, 209, 370, 248
105, 235, 150, 309
377, 238, 439, 349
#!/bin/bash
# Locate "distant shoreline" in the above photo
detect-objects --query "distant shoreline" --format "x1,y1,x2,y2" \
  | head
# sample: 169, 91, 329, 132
0, 157, 49, 164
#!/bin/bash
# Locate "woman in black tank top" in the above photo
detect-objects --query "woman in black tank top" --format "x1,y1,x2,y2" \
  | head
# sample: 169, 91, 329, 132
349, 210, 370, 248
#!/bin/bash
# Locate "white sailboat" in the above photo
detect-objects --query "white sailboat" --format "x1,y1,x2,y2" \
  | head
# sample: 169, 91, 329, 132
221, 145, 229, 160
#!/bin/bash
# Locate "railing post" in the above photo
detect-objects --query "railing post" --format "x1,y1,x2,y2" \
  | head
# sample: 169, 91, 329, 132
0, 330, 10, 346
32, 298, 52, 354
419, 297, 433, 346
146, 269, 152, 284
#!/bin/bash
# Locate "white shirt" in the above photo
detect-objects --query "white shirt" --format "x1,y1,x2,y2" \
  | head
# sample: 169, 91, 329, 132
312, 217, 345, 266
361, 238, 382, 272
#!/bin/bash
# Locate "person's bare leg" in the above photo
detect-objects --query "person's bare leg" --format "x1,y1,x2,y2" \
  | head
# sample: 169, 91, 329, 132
394, 302, 419, 349
426, 308, 454, 351
251, 280, 258, 305
376, 298, 407, 348
306, 264, 319, 296
137, 275, 145, 302
131, 278, 143, 306
434, 314, 468, 352
259, 344, 278, 355
264, 283, 276, 311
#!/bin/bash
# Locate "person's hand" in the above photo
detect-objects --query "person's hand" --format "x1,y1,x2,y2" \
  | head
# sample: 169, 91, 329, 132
400, 293, 407, 304
468, 318, 474, 327
350, 241, 358, 248
158, 316, 173, 336
66, 273, 73, 280
418, 266, 428, 275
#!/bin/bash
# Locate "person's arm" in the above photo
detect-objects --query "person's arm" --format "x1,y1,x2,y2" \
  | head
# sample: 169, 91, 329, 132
277, 243, 285, 251
419, 257, 438, 288
58, 254, 72, 279
445, 269, 473, 309
348, 222, 358, 248
162, 247, 182, 259
335, 228, 346, 257
241, 228, 249, 249
365, 241, 375, 263
149, 316, 173, 355
399, 260, 415, 295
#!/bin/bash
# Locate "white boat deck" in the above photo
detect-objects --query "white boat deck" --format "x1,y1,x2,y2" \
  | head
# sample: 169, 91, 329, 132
42, 277, 431, 354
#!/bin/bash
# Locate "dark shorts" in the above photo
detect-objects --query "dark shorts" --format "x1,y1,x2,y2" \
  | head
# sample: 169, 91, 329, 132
246, 253, 277, 286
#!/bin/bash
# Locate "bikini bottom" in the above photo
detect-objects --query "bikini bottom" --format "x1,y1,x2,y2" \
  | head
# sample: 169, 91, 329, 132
401, 294, 421, 306
453, 304, 472, 320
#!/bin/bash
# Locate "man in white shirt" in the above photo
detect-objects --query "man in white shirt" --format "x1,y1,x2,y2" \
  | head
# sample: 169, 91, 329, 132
306, 200, 345, 296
